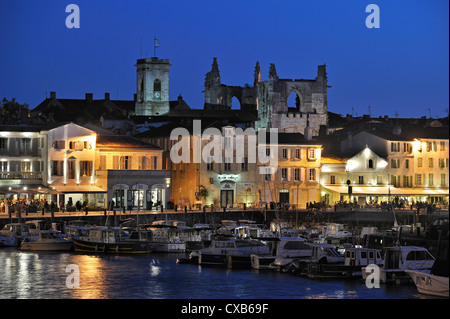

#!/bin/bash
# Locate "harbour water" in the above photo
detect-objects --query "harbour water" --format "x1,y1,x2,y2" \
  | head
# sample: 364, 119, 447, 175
0, 248, 431, 300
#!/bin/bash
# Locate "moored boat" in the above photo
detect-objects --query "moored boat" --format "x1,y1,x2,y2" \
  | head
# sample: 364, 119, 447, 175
20, 230, 73, 251
289, 243, 346, 278
362, 246, 435, 284
72, 226, 151, 254
184, 235, 270, 268
0, 223, 36, 247
143, 223, 188, 253
406, 259, 449, 297
251, 237, 311, 271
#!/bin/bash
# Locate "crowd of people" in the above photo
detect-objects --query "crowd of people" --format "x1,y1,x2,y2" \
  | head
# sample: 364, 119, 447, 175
0, 198, 90, 215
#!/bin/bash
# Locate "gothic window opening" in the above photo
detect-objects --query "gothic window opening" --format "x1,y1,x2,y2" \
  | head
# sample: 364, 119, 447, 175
231, 96, 241, 110
287, 91, 301, 113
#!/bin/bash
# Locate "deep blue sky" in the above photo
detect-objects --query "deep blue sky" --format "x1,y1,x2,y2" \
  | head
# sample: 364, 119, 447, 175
0, 0, 448, 118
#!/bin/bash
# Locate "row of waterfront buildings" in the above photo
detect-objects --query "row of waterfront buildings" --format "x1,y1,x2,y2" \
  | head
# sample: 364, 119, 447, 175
1, 56, 448, 211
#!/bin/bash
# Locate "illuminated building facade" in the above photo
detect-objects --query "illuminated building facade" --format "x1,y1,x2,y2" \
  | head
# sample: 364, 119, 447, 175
321, 147, 389, 205
45, 122, 170, 210
257, 133, 322, 209
169, 127, 322, 210
0, 125, 46, 197
94, 133, 170, 210
46, 123, 105, 207
335, 126, 449, 205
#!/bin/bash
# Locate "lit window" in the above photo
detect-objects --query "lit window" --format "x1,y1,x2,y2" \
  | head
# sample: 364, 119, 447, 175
281, 168, 288, 181
308, 148, 315, 160
294, 168, 300, 181
309, 168, 316, 181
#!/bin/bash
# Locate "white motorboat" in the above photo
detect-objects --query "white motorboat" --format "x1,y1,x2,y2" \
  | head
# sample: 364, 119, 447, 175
145, 224, 188, 253
344, 247, 383, 267
187, 235, 270, 268
0, 223, 36, 247
288, 243, 346, 278
323, 223, 353, 246
362, 246, 435, 284
406, 260, 449, 297
20, 230, 73, 251
251, 237, 312, 271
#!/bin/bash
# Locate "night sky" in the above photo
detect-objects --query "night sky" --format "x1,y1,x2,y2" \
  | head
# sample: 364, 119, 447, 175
0, 0, 448, 118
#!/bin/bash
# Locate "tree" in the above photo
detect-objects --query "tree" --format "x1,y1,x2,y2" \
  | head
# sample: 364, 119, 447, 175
0, 98, 30, 124
198, 185, 209, 201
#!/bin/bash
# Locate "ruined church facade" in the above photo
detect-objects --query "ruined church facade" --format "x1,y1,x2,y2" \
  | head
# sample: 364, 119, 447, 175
203, 58, 329, 135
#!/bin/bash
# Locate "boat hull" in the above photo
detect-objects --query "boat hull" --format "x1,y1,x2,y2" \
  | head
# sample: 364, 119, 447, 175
198, 253, 228, 266
406, 270, 449, 297
226, 255, 254, 269
250, 254, 276, 270
0, 236, 19, 247
21, 241, 73, 251
72, 238, 151, 254
149, 242, 185, 253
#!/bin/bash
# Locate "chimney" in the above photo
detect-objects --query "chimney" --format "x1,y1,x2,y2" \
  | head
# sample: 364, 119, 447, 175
104, 93, 110, 100
50, 91, 56, 99
85, 93, 93, 101
304, 114, 312, 141
304, 127, 313, 141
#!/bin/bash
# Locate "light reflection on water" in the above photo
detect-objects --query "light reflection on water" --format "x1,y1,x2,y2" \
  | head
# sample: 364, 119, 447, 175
0, 248, 430, 299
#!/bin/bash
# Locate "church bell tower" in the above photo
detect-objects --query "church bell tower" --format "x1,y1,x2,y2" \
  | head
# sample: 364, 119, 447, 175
135, 57, 171, 116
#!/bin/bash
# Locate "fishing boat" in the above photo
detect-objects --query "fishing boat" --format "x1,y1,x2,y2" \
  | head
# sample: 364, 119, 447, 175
250, 237, 312, 271
20, 230, 73, 251
72, 226, 152, 254
362, 246, 435, 284
0, 223, 36, 247
406, 259, 449, 297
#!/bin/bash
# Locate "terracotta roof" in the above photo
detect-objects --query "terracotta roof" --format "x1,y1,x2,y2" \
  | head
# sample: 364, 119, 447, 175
96, 134, 160, 149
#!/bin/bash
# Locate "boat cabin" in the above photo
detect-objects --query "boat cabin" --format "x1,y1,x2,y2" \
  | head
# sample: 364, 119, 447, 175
344, 248, 383, 267
204, 236, 269, 256
383, 246, 435, 271
271, 237, 312, 257
37, 230, 65, 241
1, 223, 31, 237
81, 227, 121, 243
306, 243, 344, 263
